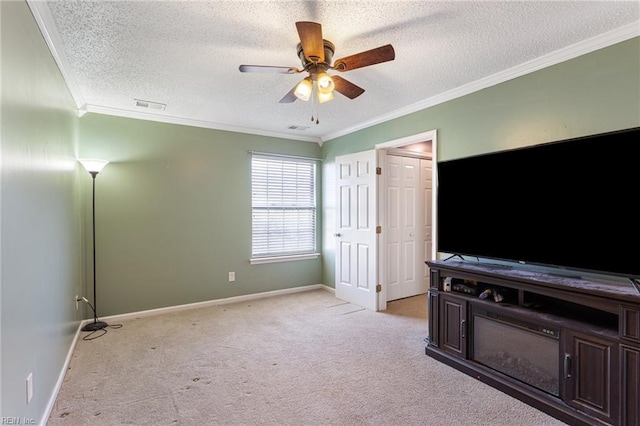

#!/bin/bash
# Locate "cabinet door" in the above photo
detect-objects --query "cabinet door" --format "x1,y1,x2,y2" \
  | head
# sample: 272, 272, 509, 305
564, 330, 618, 425
620, 344, 639, 426
439, 294, 467, 358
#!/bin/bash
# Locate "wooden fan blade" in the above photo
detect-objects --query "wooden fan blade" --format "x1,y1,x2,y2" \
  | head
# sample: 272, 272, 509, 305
332, 76, 365, 99
279, 85, 298, 103
333, 44, 395, 72
296, 21, 324, 63
239, 65, 301, 74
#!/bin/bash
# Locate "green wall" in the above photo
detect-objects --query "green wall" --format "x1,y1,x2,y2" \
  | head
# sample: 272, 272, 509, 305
320, 37, 640, 286
1, 1, 82, 421
2, 2, 638, 423
77, 114, 322, 316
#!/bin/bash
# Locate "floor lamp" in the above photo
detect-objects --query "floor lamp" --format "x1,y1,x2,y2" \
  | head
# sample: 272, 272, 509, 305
78, 158, 109, 331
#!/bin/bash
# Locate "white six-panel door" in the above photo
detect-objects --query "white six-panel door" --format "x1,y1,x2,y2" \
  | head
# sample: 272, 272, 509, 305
334, 150, 378, 311
386, 155, 420, 300
384, 154, 431, 301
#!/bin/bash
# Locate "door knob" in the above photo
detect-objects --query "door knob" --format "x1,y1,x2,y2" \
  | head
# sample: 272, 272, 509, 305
334, 233, 342, 237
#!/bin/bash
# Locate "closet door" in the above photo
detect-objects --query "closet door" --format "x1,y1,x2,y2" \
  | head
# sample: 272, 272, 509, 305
386, 155, 422, 300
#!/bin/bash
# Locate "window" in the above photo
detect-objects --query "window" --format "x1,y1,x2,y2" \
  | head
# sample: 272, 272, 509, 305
251, 154, 317, 262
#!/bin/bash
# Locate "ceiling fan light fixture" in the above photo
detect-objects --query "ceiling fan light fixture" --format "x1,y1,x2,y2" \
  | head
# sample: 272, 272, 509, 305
316, 72, 335, 95
318, 90, 334, 104
294, 77, 313, 101
240, 22, 396, 108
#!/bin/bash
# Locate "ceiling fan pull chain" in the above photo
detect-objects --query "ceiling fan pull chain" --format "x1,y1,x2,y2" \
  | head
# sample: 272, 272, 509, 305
310, 85, 316, 123
314, 86, 320, 124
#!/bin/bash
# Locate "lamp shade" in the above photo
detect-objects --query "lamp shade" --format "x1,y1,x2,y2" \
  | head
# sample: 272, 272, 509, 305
294, 77, 313, 101
78, 158, 109, 174
316, 72, 335, 95
318, 90, 334, 104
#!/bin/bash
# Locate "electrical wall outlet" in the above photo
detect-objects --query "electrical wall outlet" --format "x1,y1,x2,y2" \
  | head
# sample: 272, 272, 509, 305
26, 372, 33, 404
228, 272, 235, 282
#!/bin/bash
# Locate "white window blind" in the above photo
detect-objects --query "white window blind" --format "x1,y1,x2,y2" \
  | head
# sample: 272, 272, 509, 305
251, 154, 317, 258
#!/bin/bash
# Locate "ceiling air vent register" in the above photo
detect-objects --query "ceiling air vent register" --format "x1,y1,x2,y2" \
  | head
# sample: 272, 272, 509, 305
135, 99, 166, 110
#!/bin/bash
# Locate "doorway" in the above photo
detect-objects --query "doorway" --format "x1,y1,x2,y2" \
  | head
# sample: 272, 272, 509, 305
376, 130, 437, 311
333, 130, 437, 312
382, 148, 432, 302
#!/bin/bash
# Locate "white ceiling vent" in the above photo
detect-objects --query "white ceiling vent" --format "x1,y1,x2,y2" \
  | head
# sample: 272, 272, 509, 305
135, 99, 166, 110
287, 125, 309, 131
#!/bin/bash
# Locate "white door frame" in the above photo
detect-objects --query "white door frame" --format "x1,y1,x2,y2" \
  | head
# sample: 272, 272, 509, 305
375, 129, 438, 311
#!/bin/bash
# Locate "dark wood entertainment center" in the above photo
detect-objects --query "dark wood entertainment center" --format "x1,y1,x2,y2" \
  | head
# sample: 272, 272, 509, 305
426, 259, 640, 426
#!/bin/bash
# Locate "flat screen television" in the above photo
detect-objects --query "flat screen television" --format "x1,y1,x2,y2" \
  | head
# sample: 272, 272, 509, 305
436, 126, 640, 279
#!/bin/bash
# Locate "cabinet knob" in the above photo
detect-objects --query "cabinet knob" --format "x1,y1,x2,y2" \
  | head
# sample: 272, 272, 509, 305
334, 233, 342, 237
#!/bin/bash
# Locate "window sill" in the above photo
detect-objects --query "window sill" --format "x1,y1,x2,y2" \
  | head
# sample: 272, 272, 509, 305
250, 253, 321, 265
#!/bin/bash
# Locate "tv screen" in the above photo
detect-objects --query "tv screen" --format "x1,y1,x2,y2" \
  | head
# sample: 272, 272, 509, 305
437, 126, 640, 279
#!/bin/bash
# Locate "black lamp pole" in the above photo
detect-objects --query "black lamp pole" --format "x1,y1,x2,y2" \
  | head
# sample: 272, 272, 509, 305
82, 170, 108, 331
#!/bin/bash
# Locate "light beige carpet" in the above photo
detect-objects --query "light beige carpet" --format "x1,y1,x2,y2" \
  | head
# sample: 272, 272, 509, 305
48, 289, 566, 425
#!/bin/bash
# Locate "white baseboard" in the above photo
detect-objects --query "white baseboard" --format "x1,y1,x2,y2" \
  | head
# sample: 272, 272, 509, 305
99, 283, 333, 323
39, 321, 84, 426
42, 283, 333, 425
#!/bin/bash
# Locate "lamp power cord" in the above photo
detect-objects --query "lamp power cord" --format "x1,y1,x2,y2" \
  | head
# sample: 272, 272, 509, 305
78, 297, 122, 340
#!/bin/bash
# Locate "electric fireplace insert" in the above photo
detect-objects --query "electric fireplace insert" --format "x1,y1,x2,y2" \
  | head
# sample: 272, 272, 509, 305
471, 307, 560, 396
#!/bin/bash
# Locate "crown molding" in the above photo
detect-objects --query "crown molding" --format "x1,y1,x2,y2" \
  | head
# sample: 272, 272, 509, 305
27, 0, 320, 144
28, 0, 637, 146
84, 105, 322, 144
321, 21, 640, 143
27, 0, 86, 111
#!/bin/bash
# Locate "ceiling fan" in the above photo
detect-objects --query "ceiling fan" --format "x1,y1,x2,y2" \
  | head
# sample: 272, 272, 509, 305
239, 21, 395, 105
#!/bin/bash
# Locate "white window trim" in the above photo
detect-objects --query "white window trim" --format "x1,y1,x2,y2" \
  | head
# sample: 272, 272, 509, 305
249, 252, 321, 265
249, 151, 320, 262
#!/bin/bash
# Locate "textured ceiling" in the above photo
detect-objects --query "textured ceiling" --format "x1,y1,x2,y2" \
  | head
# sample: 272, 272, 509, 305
31, 1, 640, 143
